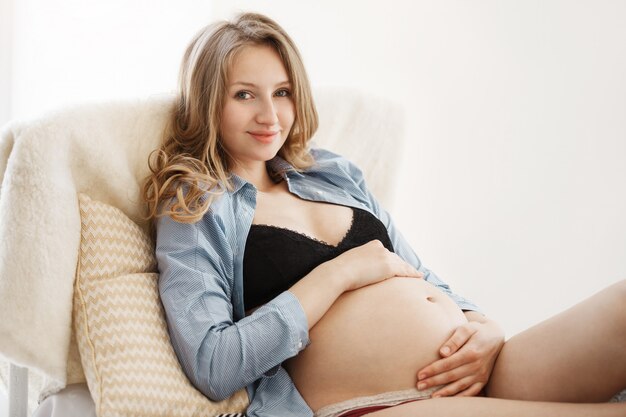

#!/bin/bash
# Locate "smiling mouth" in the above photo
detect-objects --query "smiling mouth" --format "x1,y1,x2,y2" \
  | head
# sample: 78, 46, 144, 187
248, 131, 279, 144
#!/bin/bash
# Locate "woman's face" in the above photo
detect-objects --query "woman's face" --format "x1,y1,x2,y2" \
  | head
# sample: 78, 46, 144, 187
220, 44, 295, 176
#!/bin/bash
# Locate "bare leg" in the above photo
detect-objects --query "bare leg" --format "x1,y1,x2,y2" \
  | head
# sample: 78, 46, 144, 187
368, 397, 626, 417
486, 279, 626, 402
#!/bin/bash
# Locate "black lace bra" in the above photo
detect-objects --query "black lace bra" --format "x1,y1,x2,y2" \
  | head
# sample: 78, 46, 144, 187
243, 206, 394, 311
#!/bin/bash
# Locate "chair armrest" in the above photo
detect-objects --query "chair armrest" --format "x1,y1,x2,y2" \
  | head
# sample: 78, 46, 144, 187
8, 364, 28, 417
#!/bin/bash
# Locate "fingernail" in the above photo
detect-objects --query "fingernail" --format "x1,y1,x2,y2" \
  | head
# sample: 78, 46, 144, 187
417, 382, 427, 390
418, 373, 427, 380
441, 346, 450, 355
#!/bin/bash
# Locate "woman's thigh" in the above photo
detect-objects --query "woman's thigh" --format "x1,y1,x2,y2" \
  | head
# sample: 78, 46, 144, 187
367, 397, 626, 417
486, 279, 626, 402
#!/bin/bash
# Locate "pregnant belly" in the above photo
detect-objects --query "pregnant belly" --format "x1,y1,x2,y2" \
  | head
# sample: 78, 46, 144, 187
284, 277, 468, 411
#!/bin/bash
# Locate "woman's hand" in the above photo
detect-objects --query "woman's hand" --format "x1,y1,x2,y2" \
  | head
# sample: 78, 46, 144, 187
289, 239, 422, 331
415, 314, 505, 397
330, 240, 423, 292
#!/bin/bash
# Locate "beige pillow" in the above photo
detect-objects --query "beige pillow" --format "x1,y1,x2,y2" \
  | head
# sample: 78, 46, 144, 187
73, 193, 249, 416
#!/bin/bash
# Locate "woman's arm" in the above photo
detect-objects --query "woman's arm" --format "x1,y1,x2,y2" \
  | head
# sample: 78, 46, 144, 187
157, 214, 311, 400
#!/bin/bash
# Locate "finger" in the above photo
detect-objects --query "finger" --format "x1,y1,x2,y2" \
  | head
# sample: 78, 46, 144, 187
398, 266, 423, 279
430, 376, 476, 398
440, 324, 477, 357
455, 382, 484, 397
417, 362, 477, 390
392, 256, 423, 279
394, 263, 424, 279
417, 348, 473, 380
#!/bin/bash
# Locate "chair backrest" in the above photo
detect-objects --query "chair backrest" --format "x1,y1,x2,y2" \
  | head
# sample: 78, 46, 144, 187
0, 88, 406, 414
312, 87, 406, 209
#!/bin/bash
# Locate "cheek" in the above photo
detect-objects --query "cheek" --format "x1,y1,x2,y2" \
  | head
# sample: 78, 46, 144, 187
279, 101, 296, 129
220, 104, 242, 139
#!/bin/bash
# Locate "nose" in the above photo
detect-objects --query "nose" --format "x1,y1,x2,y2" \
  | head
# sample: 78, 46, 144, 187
255, 96, 279, 126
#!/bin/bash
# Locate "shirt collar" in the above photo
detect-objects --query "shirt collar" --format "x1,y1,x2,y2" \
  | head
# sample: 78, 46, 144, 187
228, 155, 305, 195
268, 155, 303, 178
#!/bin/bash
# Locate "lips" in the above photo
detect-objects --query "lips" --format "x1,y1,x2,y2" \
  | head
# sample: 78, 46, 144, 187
248, 131, 279, 144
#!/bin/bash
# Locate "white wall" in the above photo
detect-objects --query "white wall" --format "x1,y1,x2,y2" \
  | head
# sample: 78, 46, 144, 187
0, 0, 13, 126
2, 1, 625, 413
0, 17, 10, 408
9, 0, 217, 119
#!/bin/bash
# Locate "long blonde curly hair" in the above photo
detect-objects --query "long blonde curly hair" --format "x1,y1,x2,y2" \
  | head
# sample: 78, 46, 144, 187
142, 12, 318, 224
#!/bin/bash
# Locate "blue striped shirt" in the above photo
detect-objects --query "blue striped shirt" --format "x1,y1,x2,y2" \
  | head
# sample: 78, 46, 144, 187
156, 148, 481, 417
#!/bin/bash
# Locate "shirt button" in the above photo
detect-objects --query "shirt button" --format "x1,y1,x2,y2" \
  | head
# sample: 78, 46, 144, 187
297, 340, 303, 349
315, 190, 323, 196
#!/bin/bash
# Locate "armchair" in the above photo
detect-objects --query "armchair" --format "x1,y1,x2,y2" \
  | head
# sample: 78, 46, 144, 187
0, 88, 406, 416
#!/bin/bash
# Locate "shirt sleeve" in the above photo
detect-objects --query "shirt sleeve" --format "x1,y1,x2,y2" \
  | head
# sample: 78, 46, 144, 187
341, 157, 483, 313
156, 213, 310, 401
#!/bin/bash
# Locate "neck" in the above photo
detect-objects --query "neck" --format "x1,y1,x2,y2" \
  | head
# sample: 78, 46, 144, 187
231, 161, 279, 192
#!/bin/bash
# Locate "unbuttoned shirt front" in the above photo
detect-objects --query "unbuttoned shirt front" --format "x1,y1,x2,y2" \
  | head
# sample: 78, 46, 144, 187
156, 148, 481, 417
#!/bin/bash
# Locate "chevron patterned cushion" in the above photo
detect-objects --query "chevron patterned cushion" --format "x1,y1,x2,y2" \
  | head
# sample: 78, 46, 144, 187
73, 193, 249, 416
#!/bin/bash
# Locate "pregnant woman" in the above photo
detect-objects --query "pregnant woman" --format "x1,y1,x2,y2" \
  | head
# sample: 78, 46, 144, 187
145, 12, 626, 417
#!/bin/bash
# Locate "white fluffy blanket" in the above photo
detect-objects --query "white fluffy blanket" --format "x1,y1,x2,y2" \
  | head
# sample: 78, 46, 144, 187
0, 89, 404, 403
0, 95, 174, 402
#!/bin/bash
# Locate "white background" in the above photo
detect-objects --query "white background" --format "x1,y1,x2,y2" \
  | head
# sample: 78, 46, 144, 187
1, 1, 625, 415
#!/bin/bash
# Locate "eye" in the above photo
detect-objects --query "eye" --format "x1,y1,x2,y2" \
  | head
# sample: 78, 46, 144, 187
274, 88, 291, 98
235, 90, 252, 100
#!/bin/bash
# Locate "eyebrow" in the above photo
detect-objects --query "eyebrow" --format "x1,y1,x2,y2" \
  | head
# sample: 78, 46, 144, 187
230, 80, 291, 88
